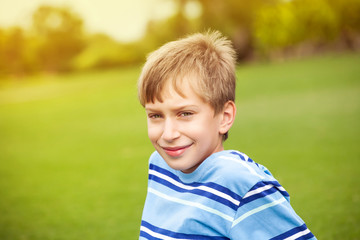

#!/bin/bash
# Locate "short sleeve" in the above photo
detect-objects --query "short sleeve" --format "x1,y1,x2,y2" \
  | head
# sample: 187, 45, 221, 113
228, 181, 316, 240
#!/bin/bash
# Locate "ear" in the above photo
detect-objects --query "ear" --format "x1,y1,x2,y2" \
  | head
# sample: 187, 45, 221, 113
219, 101, 236, 135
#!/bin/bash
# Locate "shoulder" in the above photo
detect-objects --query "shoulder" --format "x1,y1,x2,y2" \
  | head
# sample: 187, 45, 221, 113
203, 150, 277, 197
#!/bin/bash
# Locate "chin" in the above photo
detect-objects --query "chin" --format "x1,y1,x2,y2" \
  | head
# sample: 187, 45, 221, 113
163, 158, 191, 172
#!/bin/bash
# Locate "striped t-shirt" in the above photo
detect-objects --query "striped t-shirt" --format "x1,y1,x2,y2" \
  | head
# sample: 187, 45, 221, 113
139, 150, 316, 240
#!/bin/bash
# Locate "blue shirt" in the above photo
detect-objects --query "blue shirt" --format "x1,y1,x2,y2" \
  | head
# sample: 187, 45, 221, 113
139, 150, 316, 240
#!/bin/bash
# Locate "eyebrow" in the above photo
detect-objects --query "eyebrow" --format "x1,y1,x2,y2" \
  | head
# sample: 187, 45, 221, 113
145, 104, 200, 112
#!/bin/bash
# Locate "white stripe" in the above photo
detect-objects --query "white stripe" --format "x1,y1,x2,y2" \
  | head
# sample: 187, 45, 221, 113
231, 197, 287, 227
284, 228, 311, 240
219, 156, 265, 180
140, 226, 187, 240
148, 187, 234, 222
243, 184, 274, 198
149, 169, 240, 206
244, 184, 287, 199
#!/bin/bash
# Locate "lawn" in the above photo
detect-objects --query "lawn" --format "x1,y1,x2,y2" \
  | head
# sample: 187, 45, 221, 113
0, 53, 359, 239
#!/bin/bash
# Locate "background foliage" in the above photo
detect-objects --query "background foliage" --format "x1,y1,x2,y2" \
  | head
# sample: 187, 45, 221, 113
0, 0, 360, 76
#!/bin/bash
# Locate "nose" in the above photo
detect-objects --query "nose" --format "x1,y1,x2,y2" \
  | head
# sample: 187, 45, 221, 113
161, 118, 180, 142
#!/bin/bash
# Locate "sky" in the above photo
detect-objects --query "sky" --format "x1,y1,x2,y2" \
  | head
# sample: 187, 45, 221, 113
0, 0, 178, 42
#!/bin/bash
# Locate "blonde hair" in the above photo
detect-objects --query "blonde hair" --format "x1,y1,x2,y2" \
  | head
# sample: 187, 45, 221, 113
138, 30, 237, 115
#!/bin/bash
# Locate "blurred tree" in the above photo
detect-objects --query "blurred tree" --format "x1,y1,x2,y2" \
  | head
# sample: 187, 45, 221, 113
32, 5, 85, 72
145, 0, 359, 61
197, 0, 277, 60
71, 34, 121, 70
326, 0, 360, 49
294, 0, 339, 42
174, 0, 190, 37
0, 27, 26, 76
1, 0, 358, 77
0, 28, 7, 75
140, 0, 201, 53
254, 0, 339, 58
71, 34, 144, 70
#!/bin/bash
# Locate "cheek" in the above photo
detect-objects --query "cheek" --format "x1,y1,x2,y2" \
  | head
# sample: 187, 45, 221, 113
187, 117, 219, 137
147, 123, 161, 142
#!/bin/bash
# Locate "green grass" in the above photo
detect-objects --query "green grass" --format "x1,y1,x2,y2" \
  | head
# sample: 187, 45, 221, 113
0, 53, 359, 239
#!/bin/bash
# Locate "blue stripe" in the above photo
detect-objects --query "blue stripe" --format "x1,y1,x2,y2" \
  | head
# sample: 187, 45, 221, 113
150, 164, 242, 201
141, 221, 230, 240
252, 181, 290, 197
253, 181, 289, 196
240, 187, 278, 206
270, 224, 314, 240
230, 151, 259, 167
140, 231, 162, 240
239, 181, 290, 206
149, 174, 239, 210
297, 232, 316, 240
231, 151, 246, 161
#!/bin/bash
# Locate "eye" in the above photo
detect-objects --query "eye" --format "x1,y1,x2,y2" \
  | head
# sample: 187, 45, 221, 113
179, 112, 193, 117
148, 113, 162, 119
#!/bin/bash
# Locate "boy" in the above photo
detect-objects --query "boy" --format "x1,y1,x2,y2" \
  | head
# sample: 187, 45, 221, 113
137, 31, 316, 239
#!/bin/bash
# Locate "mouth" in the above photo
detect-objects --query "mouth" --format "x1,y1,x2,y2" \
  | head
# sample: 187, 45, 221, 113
161, 144, 193, 157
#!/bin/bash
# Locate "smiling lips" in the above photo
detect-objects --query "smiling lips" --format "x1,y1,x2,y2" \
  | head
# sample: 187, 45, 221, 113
161, 144, 193, 157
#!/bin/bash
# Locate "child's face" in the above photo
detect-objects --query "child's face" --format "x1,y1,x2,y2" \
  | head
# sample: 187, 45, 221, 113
145, 77, 225, 173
